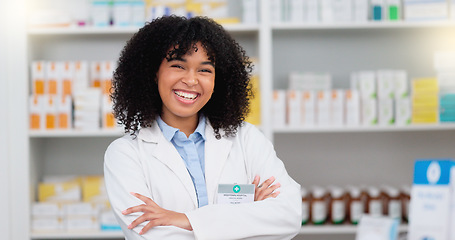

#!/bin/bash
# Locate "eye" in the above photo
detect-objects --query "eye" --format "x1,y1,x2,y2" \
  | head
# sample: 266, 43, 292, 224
199, 68, 213, 73
171, 64, 184, 69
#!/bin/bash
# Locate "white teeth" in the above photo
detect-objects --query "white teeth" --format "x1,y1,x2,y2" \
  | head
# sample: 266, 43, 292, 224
175, 91, 198, 100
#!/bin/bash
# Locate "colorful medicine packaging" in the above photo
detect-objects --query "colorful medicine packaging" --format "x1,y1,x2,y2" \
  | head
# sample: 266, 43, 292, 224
408, 159, 455, 240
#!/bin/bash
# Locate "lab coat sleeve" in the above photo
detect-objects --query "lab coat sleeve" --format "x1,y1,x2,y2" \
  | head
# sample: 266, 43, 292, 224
104, 138, 194, 240
185, 124, 302, 240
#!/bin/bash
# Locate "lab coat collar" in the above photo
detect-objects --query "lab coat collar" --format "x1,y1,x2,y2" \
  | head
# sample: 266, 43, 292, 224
137, 120, 233, 206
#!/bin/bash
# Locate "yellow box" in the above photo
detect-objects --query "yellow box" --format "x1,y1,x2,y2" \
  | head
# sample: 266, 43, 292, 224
412, 77, 439, 93
38, 178, 81, 202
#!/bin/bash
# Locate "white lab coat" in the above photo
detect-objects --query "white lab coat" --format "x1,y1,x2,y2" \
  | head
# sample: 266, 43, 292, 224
104, 120, 302, 240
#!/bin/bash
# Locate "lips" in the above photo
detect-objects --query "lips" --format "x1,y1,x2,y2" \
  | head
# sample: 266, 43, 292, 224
174, 90, 199, 100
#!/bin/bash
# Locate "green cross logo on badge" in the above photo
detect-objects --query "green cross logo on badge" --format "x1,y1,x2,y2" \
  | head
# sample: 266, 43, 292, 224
233, 185, 241, 193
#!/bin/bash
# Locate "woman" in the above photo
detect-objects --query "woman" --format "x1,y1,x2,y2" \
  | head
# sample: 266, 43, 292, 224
104, 15, 301, 240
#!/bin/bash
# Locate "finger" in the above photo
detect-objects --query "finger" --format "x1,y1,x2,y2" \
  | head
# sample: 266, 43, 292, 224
122, 204, 149, 215
261, 176, 276, 189
131, 192, 158, 207
139, 220, 158, 235
252, 175, 260, 188
257, 183, 281, 200
128, 213, 152, 230
263, 191, 280, 200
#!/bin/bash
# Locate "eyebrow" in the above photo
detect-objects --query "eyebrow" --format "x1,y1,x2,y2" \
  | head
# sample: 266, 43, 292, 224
168, 57, 215, 68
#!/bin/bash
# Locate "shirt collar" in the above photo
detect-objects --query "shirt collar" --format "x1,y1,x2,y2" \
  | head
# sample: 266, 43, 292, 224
156, 115, 207, 142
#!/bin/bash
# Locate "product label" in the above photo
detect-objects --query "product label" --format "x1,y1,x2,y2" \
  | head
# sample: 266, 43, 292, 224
388, 200, 402, 219
312, 201, 327, 224
331, 200, 345, 224
350, 201, 363, 224
369, 200, 382, 216
302, 201, 309, 224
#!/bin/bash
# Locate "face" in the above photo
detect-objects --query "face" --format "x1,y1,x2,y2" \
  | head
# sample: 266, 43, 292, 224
157, 42, 215, 126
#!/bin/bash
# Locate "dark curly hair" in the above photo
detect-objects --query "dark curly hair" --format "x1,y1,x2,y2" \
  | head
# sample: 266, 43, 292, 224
112, 15, 253, 139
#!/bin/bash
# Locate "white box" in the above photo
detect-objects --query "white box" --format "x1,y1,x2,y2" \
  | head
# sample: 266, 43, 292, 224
287, 90, 302, 126
361, 98, 377, 126
31, 61, 46, 95
378, 98, 394, 126
317, 90, 331, 126
113, 1, 131, 26
64, 202, 98, 217
60, 61, 74, 96
32, 202, 62, 217
394, 70, 409, 99
91, 1, 111, 27
32, 217, 63, 232
131, 1, 146, 26
65, 216, 99, 231
301, 91, 316, 126
395, 97, 411, 125
304, 0, 319, 23
73, 61, 89, 93
408, 159, 455, 240
270, 0, 283, 23
404, 0, 449, 21
332, 0, 353, 22
29, 95, 45, 130
289, 0, 305, 22
377, 70, 395, 99
345, 89, 360, 126
243, 0, 258, 23
358, 71, 377, 99
353, 0, 369, 22
57, 95, 72, 129
320, 0, 333, 23
331, 89, 345, 126
272, 90, 286, 127
46, 61, 60, 95
44, 94, 58, 130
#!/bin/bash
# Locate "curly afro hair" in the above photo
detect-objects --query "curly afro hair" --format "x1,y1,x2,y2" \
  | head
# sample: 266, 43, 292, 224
112, 15, 253, 139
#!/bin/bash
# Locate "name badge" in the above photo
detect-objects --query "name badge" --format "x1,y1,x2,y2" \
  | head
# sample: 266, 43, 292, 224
217, 184, 254, 204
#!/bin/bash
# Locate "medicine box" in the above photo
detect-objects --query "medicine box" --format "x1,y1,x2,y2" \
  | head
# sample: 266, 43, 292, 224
38, 176, 82, 202
272, 90, 286, 128
378, 98, 394, 126
358, 71, 377, 99
345, 89, 360, 126
287, 90, 302, 126
404, 0, 449, 21
30, 95, 45, 130
377, 70, 395, 99
301, 91, 316, 126
408, 159, 455, 240
31, 61, 46, 95
317, 90, 331, 126
330, 89, 345, 126
361, 98, 378, 126
395, 97, 411, 125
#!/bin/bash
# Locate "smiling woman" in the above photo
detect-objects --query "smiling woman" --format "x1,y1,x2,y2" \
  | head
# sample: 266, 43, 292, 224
104, 15, 301, 240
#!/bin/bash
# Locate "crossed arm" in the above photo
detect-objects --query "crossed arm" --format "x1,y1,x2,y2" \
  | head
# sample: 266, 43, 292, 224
122, 175, 281, 235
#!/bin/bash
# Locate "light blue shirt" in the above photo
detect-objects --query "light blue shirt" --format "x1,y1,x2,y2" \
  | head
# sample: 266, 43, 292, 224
156, 116, 208, 207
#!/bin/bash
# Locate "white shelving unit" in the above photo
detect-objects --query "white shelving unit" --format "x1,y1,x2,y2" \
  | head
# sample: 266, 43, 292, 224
5, 1, 455, 239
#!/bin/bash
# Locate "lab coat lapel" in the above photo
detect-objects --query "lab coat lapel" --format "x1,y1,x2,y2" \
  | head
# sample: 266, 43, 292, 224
204, 123, 232, 204
142, 123, 198, 208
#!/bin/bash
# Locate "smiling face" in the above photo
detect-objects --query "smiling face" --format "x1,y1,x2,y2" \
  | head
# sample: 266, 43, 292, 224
157, 42, 215, 130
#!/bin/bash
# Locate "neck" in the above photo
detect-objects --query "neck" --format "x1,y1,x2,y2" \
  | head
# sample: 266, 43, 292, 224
161, 114, 199, 137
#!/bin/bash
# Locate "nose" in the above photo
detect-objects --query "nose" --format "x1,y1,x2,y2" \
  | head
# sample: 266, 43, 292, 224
181, 71, 198, 86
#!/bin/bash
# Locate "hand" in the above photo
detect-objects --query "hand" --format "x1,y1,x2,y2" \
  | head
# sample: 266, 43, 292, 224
252, 175, 281, 201
122, 192, 193, 235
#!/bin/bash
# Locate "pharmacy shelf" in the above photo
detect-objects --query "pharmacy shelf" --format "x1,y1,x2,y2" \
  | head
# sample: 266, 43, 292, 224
274, 123, 455, 134
31, 231, 123, 239
29, 129, 125, 138
27, 23, 259, 35
299, 224, 408, 235
272, 20, 455, 30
